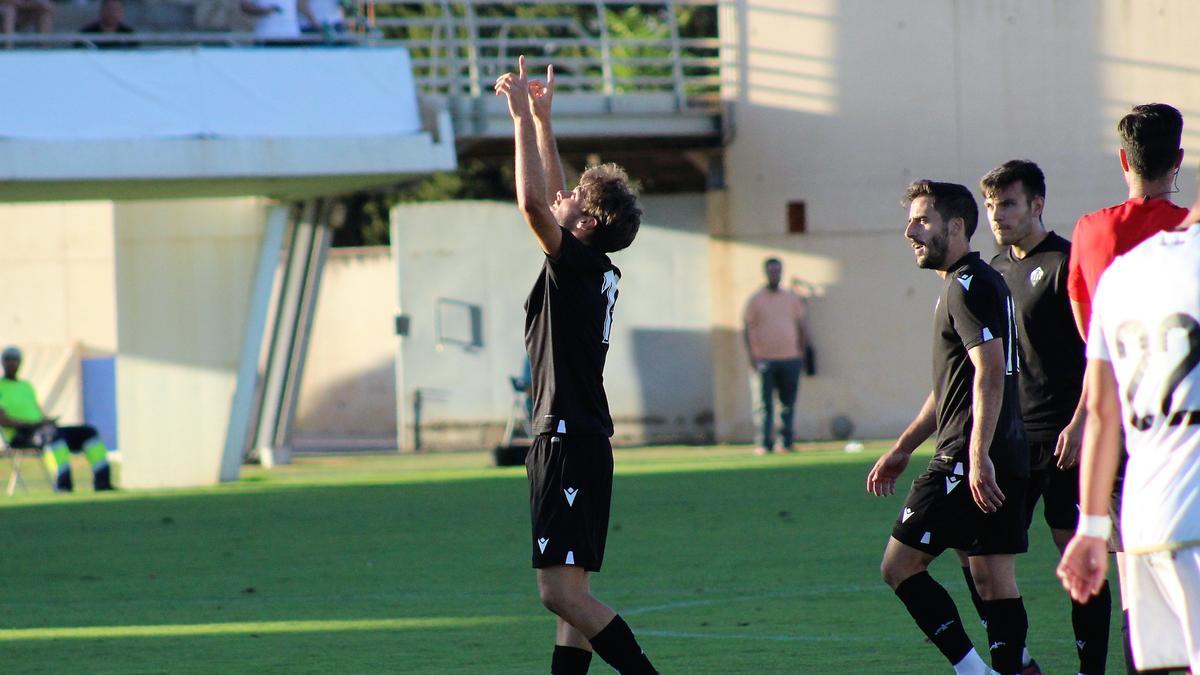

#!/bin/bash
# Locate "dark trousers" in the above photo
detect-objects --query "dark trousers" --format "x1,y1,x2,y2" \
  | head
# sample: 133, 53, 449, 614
753, 357, 803, 449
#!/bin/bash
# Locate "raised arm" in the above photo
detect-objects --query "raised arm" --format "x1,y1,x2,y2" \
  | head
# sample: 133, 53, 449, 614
965, 339, 1007, 513
529, 64, 566, 204
495, 55, 563, 256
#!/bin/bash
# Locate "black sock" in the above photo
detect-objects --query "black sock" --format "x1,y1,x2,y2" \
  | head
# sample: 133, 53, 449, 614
588, 615, 656, 675
961, 565, 988, 628
1072, 581, 1110, 675
894, 571, 973, 666
551, 645, 593, 675
983, 597, 1027, 675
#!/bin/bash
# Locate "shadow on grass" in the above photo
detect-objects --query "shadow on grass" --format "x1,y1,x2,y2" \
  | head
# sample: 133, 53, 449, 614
0, 452, 1111, 673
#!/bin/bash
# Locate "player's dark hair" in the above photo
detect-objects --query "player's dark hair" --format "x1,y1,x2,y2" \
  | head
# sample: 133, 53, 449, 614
1117, 103, 1183, 180
578, 163, 642, 253
979, 160, 1046, 203
902, 180, 979, 239
764, 257, 782, 269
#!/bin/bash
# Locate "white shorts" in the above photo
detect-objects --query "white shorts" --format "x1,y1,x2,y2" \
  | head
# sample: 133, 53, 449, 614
1126, 546, 1200, 671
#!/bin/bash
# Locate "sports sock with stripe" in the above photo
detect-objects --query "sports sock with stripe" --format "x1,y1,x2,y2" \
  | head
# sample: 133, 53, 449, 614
1071, 580, 1110, 674
983, 597, 1027, 675
894, 571, 974, 666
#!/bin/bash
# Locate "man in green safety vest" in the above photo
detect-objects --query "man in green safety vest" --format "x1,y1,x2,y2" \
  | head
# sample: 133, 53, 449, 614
0, 346, 113, 492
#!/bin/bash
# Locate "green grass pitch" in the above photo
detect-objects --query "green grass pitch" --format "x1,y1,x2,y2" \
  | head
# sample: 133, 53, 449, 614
0, 444, 1121, 673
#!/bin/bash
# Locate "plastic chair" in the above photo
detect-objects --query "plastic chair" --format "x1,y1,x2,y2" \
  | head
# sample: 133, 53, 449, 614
501, 375, 533, 447
1, 433, 49, 496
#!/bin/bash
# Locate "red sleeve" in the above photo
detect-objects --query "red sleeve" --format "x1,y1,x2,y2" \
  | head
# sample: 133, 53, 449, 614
1066, 216, 1089, 303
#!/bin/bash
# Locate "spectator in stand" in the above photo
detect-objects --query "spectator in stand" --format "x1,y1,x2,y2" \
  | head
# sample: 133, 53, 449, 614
299, 0, 346, 38
1, 0, 53, 42
80, 0, 139, 49
241, 0, 321, 42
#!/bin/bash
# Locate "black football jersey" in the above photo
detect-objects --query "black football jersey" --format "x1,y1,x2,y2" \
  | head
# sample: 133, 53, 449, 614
990, 232, 1085, 442
930, 252, 1028, 477
524, 228, 620, 437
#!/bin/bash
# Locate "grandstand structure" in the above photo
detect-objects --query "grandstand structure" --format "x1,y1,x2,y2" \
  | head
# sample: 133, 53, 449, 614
2, 0, 1199, 478
0, 1, 725, 482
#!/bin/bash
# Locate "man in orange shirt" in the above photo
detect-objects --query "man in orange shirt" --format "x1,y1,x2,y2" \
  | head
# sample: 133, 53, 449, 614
743, 258, 809, 454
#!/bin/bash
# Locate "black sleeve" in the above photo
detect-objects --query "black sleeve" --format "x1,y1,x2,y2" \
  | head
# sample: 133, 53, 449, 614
948, 278, 1006, 351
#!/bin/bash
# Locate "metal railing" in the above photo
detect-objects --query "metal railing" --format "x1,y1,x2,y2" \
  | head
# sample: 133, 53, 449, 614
370, 1, 721, 111
4, 1, 720, 111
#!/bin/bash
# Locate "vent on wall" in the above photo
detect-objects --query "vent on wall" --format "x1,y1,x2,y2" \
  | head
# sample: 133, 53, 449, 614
787, 200, 806, 234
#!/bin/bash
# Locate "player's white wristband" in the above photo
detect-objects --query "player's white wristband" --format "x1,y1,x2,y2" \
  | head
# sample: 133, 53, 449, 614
1076, 514, 1112, 540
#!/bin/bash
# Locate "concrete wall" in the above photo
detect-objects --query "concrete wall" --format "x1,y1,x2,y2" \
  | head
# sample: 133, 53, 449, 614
0, 201, 117, 424
113, 198, 267, 487
711, 0, 1200, 441
292, 247, 398, 446
385, 195, 715, 449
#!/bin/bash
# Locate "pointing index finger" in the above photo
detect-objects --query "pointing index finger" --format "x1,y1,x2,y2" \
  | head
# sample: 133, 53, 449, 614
518, 54, 526, 79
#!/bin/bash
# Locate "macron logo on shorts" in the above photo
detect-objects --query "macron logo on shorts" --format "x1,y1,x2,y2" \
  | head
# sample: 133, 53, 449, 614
564, 487, 579, 506
538, 538, 549, 554
957, 275, 973, 291
901, 507, 915, 523
945, 476, 961, 493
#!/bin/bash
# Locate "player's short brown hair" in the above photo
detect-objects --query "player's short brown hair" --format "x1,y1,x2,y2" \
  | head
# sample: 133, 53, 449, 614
577, 163, 642, 253
902, 180, 979, 239
979, 160, 1046, 203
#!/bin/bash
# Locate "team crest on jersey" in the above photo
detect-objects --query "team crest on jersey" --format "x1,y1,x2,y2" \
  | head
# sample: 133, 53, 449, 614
1029, 267, 1044, 287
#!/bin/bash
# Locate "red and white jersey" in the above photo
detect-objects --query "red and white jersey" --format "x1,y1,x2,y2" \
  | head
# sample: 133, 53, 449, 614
1087, 221, 1200, 551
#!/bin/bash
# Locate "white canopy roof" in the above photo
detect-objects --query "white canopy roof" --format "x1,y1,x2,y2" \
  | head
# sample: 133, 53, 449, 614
0, 47, 454, 199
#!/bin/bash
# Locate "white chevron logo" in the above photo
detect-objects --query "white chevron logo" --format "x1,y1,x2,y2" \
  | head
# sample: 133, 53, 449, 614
564, 487, 578, 506
902, 507, 915, 523
958, 274, 973, 290
537, 538, 549, 553
945, 476, 961, 493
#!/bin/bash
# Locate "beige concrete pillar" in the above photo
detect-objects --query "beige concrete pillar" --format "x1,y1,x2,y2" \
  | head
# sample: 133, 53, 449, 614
113, 198, 268, 488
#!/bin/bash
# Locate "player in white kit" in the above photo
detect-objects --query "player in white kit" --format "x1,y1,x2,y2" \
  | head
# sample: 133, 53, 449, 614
1058, 191, 1200, 671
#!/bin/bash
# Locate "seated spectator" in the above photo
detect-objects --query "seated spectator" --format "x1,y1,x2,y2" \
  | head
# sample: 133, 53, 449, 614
80, 0, 138, 49
299, 0, 345, 37
240, 0, 304, 41
1, 0, 53, 39
0, 347, 113, 492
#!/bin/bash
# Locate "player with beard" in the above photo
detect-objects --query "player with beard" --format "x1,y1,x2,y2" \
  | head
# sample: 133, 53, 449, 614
868, 180, 1029, 674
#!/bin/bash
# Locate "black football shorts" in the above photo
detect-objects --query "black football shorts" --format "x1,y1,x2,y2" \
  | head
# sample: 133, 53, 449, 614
526, 433, 614, 572
892, 458, 1028, 557
1025, 439, 1081, 531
